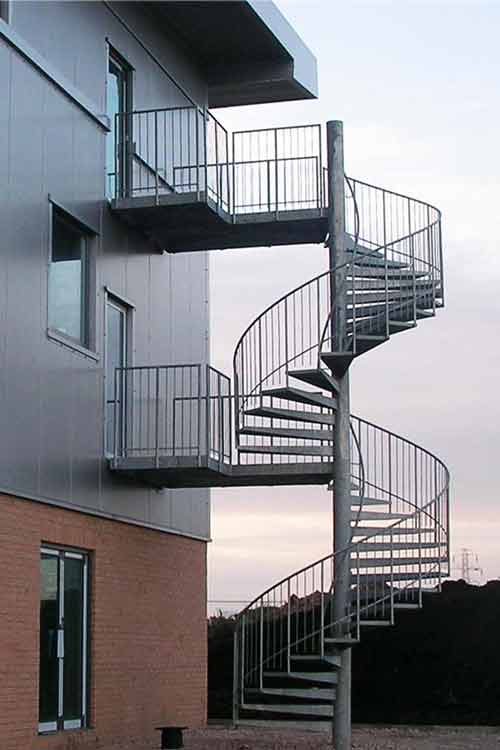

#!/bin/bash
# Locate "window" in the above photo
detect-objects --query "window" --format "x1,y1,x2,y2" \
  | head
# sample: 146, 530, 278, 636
39, 547, 89, 733
48, 206, 91, 348
106, 47, 132, 198
105, 295, 131, 455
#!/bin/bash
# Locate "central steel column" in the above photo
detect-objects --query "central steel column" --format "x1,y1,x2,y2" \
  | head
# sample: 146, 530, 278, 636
327, 120, 352, 750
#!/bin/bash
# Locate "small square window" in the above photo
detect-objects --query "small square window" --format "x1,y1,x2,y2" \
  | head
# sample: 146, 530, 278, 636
48, 207, 92, 348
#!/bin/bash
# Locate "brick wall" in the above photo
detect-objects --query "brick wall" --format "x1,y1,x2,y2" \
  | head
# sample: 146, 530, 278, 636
0, 493, 207, 750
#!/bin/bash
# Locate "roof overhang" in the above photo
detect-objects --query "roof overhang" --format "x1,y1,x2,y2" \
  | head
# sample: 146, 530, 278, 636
151, 1, 318, 107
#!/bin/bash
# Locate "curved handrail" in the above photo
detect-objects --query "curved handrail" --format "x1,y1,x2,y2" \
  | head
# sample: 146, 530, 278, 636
236, 416, 449, 622
233, 415, 450, 698
233, 176, 443, 429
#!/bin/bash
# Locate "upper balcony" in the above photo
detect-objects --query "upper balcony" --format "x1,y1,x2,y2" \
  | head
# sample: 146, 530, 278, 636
109, 108, 328, 252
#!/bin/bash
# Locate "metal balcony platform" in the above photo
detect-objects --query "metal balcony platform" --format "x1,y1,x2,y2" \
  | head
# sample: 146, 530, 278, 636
109, 454, 333, 489
111, 193, 328, 252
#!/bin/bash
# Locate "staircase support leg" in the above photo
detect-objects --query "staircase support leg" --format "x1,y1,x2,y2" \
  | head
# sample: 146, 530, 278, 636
334, 647, 351, 750
327, 120, 352, 749
332, 370, 352, 750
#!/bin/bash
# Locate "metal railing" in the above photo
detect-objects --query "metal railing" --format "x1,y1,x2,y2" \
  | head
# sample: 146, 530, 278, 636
233, 418, 450, 713
113, 108, 325, 217
112, 364, 231, 467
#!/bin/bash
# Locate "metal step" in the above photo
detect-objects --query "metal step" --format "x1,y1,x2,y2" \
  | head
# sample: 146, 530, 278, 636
239, 425, 334, 442
350, 278, 439, 291
351, 510, 414, 521
359, 620, 392, 627
290, 654, 341, 668
348, 289, 428, 305
262, 386, 337, 410
394, 603, 420, 610
346, 249, 408, 270
288, 368, 340, 394
238, 444, 332, 457
236, 719, 332, 732
354, 555, 445, 568
353, 335, 388, 353
320, 352, 353, 376
356, 571, 439, 583
351, 496, 389, 506
263, 671, 337, 684
355, 541, 442, 552
351, 525, 423, 536
349, 266, 429, 280
247, 687, 335, 701
388, 320, 416, 333
245, 406, 334, 425
241, 703, 333, 717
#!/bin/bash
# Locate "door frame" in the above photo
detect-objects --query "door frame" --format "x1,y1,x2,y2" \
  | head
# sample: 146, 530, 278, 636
103, 288, 134, 457
39, 546, 89, 734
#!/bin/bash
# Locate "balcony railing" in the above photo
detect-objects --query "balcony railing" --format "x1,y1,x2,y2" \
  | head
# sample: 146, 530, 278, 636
112, 364, 232, 468
113, 107, 325, 218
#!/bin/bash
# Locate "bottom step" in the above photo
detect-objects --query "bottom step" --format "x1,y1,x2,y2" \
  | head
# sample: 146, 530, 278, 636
241, 703, 333, 717
236, 718, 331, 732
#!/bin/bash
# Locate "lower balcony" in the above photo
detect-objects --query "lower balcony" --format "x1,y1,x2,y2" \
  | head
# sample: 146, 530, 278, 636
108, 364, 333, 489
109, 108, 328, 252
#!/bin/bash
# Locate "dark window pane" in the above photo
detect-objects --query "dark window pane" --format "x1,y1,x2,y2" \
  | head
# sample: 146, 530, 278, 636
48, 210, 88, 344
63, 557, 85, 723
39, 555, 59, 725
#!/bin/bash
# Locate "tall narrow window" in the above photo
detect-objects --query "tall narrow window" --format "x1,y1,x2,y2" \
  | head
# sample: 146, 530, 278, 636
39, 547, 89, 733
106, 48, 131, 198
48, 207, 92, 347
105, 296, 130, 455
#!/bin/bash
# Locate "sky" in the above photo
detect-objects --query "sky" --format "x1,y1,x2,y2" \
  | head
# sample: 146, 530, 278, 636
207, 0, 500, 612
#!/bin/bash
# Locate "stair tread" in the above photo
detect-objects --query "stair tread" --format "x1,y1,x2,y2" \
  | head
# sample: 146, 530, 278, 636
262, 386, 336, 410
247, 687, 335, 701
245, 406, 334, 425
241, 703, 333, 717
288, 368, 340, 394
264, 671, 337, 684
238, 444, 332, 457
239, 425, 334, 442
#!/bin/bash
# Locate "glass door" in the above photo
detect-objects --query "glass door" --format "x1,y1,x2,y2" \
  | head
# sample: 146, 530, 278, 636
106, 297, 128, 455
106, 48, 131, 198
39, 548, 88, 733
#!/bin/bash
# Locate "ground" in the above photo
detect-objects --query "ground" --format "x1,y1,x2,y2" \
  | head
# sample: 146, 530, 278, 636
118, 725, 500, 750
182, 726, 500, 749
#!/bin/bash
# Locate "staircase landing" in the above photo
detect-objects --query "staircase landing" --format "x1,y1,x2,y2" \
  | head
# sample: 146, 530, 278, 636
111, 193, 328, 252
109, 454, 333, 489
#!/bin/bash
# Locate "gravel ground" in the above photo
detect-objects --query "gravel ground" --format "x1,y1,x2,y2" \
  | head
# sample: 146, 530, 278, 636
179, 725, 500, 750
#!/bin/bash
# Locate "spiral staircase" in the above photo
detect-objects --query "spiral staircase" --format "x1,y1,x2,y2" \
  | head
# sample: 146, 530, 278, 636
107, 111, 450, 732
232, 174, 450, 727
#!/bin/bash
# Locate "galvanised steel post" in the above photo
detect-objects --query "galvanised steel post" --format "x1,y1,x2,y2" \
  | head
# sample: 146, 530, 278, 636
327, 120, 352, 750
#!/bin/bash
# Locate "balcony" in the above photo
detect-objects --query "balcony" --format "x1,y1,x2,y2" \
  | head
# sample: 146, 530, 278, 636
108, 364, 333, 488
110, 108, 328, 252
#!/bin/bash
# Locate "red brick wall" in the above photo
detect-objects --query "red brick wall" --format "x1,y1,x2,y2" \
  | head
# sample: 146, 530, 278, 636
0, 493, 207, 750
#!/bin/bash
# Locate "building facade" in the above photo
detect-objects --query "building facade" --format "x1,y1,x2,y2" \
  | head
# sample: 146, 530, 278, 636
0, 2, 317, 748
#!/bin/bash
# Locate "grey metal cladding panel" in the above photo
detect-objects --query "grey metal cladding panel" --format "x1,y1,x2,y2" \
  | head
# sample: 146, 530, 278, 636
11, 1, 207, 111
169, 253, 210, 364
0, 52, 46, 495
69, 367, 103, 510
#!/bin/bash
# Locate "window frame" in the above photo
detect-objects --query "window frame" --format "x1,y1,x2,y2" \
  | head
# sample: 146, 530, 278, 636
47, 200, 98, 359
104, 289, 135, 457
39, 545, 90, 734
106, 44, 133, 199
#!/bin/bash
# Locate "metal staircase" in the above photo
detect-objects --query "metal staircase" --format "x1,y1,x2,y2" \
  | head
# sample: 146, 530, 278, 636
232, 173, 450, 727
106, 112, 450, 735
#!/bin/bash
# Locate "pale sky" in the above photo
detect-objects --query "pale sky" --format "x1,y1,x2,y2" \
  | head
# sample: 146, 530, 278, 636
207, 0, 500, 611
